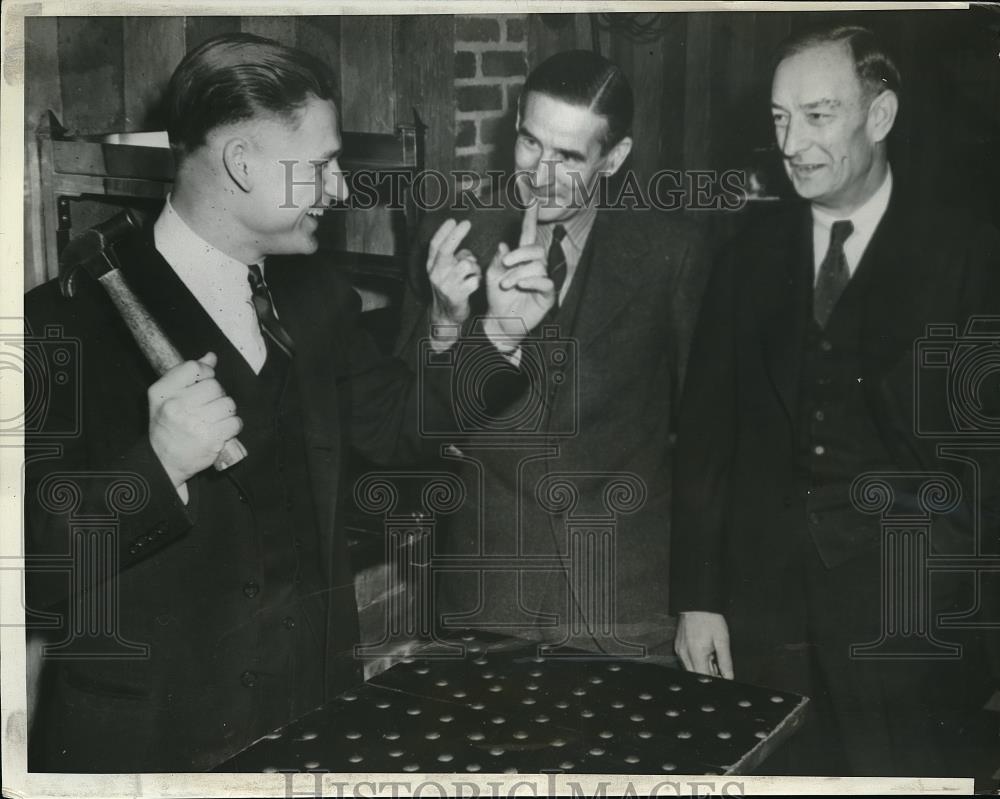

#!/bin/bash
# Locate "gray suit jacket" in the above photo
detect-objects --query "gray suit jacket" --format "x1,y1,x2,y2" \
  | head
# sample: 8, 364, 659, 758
398, 202, 710, 654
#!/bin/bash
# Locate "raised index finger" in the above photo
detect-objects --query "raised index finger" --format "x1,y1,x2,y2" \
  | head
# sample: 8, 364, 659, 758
519, 200, 538, 248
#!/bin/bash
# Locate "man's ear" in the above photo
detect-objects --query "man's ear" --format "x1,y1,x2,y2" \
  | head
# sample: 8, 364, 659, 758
603, 136, 633, 177
867, 89, 899, 143
222, 137, 253, 193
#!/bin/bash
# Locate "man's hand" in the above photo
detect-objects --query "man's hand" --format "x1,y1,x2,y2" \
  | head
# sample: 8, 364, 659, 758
148, 352, 243, 488
483, 201, 556, 350
427, 218, 481, 332
675, 611, 734, 679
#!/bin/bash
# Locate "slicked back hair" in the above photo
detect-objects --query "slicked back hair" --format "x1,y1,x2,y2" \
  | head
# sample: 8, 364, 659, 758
773, 25, 902, 104
518, 49, 634, 153
165, 33, 338, 161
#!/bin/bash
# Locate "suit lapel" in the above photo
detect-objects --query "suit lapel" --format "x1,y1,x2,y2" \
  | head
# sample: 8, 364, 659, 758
118, 230, 258, 399
854, 190, 930, 379
760, 203, 813, 424
565, 212, 649, 346
265, 258, 342, 540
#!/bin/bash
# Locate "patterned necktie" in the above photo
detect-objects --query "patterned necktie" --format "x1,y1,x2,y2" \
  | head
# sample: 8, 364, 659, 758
814, 219, 854, 328
547, 224, 568, 307
247, 263, 295, 358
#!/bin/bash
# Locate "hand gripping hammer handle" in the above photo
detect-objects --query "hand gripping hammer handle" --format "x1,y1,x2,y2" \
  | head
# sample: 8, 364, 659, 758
59, 211, 247, 471
99, 271, 248, 471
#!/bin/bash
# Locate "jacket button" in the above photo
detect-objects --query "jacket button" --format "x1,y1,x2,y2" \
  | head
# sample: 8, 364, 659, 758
283, 616, 296, 630
814, 409, 825, 422
241, 670, 257, 688
814, 445, 826, 456
820, 339, 833, 352
243, 580, 260, 598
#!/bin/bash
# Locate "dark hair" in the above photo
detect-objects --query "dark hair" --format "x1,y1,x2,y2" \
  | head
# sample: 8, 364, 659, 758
518, 49, 633, 152
165, 33, 338, 159
773, 25, 902, 103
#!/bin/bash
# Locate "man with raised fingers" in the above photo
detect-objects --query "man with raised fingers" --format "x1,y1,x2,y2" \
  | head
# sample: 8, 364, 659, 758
399, 49, 709, 658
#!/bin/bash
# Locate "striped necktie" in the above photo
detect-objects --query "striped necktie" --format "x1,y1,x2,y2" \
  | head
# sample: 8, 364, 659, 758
247, 263, 295, 358
547, 224, 568, 307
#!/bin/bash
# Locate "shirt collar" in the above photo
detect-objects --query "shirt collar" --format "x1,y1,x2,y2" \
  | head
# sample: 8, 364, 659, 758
811, 166, 893, 241
154, 195, 257, 309
153, 195, 269, 373
538, 203, 597, 260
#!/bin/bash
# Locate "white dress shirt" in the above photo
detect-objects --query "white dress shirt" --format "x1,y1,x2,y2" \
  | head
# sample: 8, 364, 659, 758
536, 203, 597, 305
154, 196, 268, 374
812, 167, 893, 282
152, 197, 267, 503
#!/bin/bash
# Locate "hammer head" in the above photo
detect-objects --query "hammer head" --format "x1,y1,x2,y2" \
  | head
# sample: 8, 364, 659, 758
59, 210, 139, 298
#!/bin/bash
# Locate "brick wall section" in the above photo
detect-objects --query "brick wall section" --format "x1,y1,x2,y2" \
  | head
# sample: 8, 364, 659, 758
454, 14, 527, 189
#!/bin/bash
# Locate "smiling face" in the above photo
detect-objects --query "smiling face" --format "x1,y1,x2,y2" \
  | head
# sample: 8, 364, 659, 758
771, 42, 893, 215
514, 91, 631, 224
242, 94, 348, 257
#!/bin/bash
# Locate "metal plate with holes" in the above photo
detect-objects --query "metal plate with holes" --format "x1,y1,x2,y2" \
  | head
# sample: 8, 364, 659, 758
217, 631, 807, 774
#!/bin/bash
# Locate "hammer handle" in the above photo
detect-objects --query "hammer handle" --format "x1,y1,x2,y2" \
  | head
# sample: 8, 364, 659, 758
98, 270, 248, 471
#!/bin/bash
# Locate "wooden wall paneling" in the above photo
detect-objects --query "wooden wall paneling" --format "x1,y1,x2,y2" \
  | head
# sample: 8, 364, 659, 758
526, 13, 582, 69
658, 12, 688, 171
58, 16, 125, 134
593, 14, 612, 57
716, 12, 759, 172
295, 16, 346, 254
24, 16, 62, 290
341, 16, 396, 255
608, 21, 667, 184
393, 13, 454, 215
340, 16, 395, 133
123, 17, 186, 130
946, 8, 1000, 224
240, 16, 297, 47
884, 12, 920, 198
573, 14, 592, 55
749, 10, 792, 175
295, 15, 342, 100
751, 10, 791, 78
185, 16, 241, 51
682, 13, 712, 169
56, 17, 128, 265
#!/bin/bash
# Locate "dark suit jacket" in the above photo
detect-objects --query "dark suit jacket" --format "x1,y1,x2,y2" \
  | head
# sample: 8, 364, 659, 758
398, 202, 710, 653
23, 224, 468, 771
669, 190, 1000, 658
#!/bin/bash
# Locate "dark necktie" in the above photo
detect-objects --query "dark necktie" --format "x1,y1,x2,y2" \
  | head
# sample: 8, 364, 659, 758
247, 263, 295, 358
547, 224, 568, 307
813, 219, 854, 328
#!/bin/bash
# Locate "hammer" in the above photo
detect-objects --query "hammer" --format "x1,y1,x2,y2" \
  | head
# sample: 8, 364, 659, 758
59, 210, 248, 471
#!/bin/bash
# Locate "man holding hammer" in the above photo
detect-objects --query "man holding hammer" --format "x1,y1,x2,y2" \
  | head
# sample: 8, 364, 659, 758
24, 33, 552, 772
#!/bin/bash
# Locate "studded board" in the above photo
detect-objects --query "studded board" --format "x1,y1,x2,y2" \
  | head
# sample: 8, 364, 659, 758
219, 631, 808, 774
